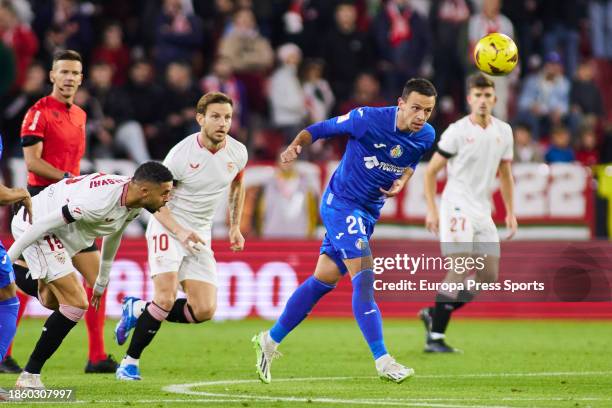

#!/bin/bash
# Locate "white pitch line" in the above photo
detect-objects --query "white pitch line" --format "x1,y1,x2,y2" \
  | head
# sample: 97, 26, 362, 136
161, 371, 612, 408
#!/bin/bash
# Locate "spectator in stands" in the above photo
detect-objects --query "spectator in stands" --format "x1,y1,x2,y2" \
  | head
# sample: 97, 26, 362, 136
123, 60, 163, 144
513, 123, 543, 163
501, 0, 540, 76
517, 52, 570, 139
430, 0, 473, 111
468, 0, 515, 120
539, 0, 585, 78
36, 0, 94, 59
0, 62, 46, 158
153, 0, 204, 73
338, 72, 388, 114
218, 7, 274, 112
255, 154, 319, 239
373, 0, 430, 99
570, 60, 605, 127
302, 58, 335, 125
92, 22, 131, 86
86, 61, 150, 163
150, 61, 200, 159
268, 43, 306, 144
601, 122, 612, 164
545, 126, 575, 163
321, 1, 374, 103
589, 0, 612, 60
0, 42, 14, 100
200, 56, 248, 142
0, 0, 38, 90
274, 0, 335, 57
575, 126, 599, 167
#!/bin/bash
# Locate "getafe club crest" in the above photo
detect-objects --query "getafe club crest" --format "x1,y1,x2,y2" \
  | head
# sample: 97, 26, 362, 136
390, 145, 403, 158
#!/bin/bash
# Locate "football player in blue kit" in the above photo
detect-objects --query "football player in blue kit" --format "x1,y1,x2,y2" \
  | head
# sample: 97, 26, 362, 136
252, 79, 437, 384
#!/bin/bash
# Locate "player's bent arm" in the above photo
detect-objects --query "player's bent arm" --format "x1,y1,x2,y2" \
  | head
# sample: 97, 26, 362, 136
424, 152, 447, 214
281, 130, 313, 163
498, 160, 515, 217
7, 208, 67, 260
23, 141, 68, 181
94, 224, 128, 295
228, 175, 245, 230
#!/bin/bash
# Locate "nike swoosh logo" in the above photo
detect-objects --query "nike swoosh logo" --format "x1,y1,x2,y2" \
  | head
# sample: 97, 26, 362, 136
364, 309, 377, 315
374, 144, 386, 148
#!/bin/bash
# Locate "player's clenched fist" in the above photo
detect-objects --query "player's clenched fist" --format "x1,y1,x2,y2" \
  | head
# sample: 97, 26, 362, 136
280, 145, 302, 163
229, 226, 245, 252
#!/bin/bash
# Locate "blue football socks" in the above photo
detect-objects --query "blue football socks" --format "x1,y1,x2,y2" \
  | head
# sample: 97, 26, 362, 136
351, 269, 387, 359
0, 296, 20, 361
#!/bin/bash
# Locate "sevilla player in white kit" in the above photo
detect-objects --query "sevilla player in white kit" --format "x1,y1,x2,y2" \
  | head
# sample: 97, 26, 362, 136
421, 74, 517, 352
7, 162, 174, 388
115, 92, 248, 381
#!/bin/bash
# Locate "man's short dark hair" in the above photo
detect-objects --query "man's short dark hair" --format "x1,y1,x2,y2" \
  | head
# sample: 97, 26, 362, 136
52, 50, 82, 65
467, 73, 495, 91
196, 91, 234, 115
401, 78, 437, 100
133, 162, 174, 184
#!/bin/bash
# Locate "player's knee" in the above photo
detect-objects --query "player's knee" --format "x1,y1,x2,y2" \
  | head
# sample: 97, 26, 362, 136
191, 302, 216, 322
154, 293, 176, 312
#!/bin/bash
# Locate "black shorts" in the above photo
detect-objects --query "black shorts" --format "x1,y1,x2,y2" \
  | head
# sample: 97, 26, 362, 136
23, 184, 98, 254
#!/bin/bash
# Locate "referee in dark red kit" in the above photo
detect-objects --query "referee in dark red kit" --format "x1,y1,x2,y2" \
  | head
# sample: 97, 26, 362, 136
1, 50, 118, 374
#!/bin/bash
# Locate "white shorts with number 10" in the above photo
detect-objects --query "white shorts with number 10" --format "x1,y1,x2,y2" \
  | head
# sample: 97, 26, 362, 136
439, 199, 500, 257
146, 218, 217, 286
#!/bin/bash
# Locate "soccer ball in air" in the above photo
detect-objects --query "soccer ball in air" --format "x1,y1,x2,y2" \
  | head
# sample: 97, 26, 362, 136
473, 33, 518, 76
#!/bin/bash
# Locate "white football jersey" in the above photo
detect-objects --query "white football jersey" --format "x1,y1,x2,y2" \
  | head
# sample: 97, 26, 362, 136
27, 173, 141, 255
162, 133, 248, 242
437, 115, 513, 218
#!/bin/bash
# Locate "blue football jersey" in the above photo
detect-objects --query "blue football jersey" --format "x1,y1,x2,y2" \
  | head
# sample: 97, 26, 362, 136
308, 106, 435, 217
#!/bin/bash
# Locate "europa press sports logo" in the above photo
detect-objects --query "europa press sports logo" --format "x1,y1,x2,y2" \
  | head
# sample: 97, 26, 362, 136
390, 145, 403, 158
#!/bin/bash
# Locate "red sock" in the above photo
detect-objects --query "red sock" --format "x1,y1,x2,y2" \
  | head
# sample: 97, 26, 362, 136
84, 285, 107, 363
4, 291, 30, 359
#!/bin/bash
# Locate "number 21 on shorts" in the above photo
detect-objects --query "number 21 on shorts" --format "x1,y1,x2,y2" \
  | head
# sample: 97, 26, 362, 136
346, 215, 366, 235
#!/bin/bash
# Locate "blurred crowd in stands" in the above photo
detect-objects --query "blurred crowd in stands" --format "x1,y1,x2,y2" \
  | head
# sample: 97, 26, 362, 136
0, 0, 611, 167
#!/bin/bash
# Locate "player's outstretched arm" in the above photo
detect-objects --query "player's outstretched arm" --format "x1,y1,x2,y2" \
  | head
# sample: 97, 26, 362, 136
0, 184, 32, 222
280, 130, 312, 163
498, 160, 517, 240
424, 152, 448, 236
7, 208, 67, 261
154, 206, 204, 254
91, 224, 129, 309
228, 174, 246, 252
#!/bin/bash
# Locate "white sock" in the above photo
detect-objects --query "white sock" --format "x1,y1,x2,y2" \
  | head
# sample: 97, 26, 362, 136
133, 300, 147, 318
123, 355, 139, 366
375, 354, 392, 371
265, 331, 279, 347
430, 332, 445, 340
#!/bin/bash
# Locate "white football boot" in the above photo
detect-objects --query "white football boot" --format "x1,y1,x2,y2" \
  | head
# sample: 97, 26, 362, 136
376, 354, 414, 384
252, 331, 282, 384
15, 371, 45, 389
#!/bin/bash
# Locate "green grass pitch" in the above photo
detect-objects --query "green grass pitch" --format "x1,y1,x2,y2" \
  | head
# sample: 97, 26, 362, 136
3, 317, 611, 407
